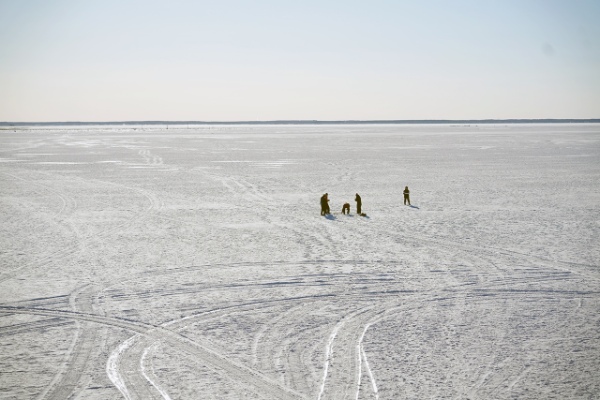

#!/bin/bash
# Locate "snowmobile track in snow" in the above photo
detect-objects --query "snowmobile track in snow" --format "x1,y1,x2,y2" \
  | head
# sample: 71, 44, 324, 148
0, 305, 307, 400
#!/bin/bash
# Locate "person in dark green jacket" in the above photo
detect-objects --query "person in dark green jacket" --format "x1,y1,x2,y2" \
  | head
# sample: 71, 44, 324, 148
320, 193, 330, 215
355, 193, 362, 214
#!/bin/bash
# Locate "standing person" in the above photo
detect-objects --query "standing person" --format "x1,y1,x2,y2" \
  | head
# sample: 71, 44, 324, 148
320, 193, 330, 215
355, 193, 362, 215
403, 186, 411, 206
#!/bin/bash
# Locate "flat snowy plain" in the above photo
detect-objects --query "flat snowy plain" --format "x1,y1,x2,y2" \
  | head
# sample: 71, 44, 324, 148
1, 123, 599, 400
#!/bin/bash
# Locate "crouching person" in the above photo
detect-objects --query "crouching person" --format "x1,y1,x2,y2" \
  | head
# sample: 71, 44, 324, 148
342, 203, 350, 214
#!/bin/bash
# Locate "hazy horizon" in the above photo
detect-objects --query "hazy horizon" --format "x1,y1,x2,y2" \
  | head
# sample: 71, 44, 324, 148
2, 118, 600, 127
1, 0, 599, 122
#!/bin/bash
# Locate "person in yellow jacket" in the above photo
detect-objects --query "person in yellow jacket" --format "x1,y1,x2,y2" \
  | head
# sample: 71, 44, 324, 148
403, 186, 411, 206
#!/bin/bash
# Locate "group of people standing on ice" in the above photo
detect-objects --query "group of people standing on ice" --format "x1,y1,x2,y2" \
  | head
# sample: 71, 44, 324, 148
320, 187, 411, 216
320, 192, 362, 216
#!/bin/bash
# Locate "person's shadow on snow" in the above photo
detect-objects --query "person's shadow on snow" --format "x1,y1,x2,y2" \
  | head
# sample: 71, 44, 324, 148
324, 214, 337, 220
409, 205, 420, 209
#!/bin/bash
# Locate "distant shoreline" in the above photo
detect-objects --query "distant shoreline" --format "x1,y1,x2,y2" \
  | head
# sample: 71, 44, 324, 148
1, 119, 599, 127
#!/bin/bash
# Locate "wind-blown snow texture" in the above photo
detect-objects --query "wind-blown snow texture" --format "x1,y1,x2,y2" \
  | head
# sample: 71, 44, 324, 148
1, 124, 599, 399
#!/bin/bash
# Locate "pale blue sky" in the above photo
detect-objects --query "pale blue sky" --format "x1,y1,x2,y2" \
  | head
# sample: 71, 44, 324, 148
1, 0, 598, 121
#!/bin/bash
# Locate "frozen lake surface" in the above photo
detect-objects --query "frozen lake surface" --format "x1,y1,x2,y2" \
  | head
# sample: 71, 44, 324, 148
1, 123, 599, 399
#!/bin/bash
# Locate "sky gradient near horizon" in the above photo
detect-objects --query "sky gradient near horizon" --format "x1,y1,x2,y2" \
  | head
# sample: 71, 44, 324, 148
1, 0, 599, 122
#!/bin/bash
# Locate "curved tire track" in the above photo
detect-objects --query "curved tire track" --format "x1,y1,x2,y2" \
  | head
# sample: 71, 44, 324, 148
0, 305, 307, 400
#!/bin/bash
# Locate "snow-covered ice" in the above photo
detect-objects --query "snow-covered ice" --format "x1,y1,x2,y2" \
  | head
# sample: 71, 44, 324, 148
1, 123, 599, 399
